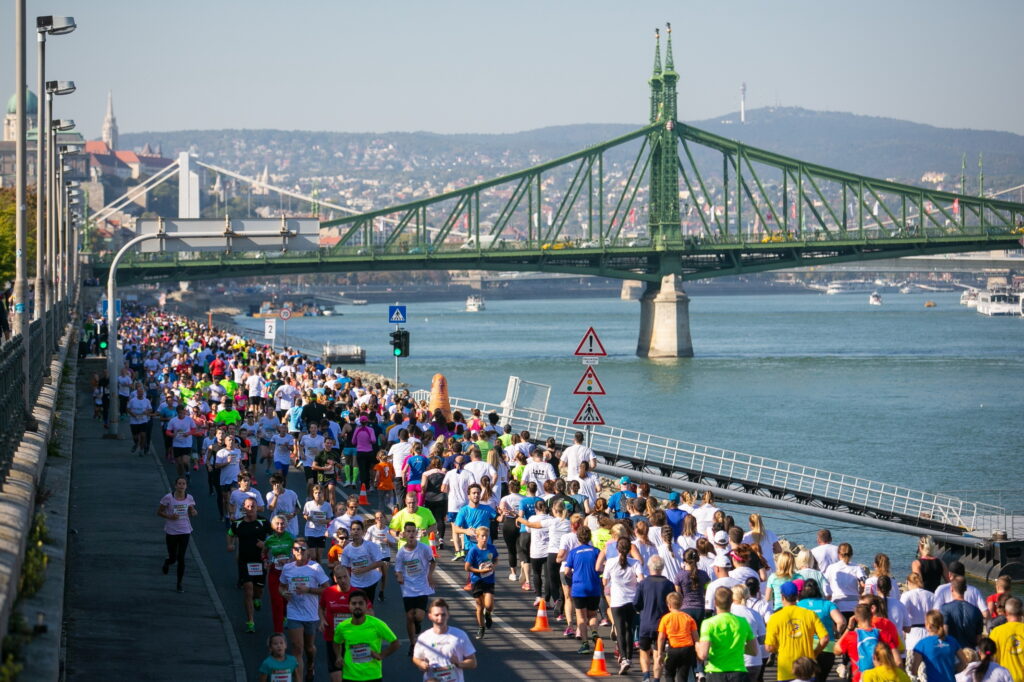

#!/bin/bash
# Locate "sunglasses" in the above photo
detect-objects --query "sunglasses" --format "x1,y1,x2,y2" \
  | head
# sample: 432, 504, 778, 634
292, 546, 308, 551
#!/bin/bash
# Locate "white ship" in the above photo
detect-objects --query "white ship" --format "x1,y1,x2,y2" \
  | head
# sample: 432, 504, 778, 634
465, 295, 486, 312
869, 292, 882, 306
825, 280, 877, 295
976, 288, 1021, 317
959, 289, 979, 308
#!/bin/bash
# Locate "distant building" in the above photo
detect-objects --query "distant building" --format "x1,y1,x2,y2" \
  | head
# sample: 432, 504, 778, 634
0, 88, 88, 187
101, 91, 118, 151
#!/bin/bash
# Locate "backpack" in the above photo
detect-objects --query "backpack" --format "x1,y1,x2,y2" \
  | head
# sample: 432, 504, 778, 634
856, 627, 880, 672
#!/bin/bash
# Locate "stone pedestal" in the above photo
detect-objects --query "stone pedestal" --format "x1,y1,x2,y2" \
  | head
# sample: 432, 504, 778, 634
636, 274, 693, 358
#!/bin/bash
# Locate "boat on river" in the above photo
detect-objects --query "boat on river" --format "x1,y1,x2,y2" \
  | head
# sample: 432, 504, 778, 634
869, 292, 882, 306
976, 288, 1021, 316
465, 295, 486, 312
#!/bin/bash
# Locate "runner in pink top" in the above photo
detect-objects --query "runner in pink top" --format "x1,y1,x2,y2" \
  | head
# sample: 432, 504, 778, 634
157, 476, 198, 592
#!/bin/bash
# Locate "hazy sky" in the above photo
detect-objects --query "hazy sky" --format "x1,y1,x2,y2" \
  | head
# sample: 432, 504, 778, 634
3, 1, 1022, 140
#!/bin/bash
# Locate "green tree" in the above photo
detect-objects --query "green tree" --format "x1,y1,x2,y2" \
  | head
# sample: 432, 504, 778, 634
0, 187, 38, 284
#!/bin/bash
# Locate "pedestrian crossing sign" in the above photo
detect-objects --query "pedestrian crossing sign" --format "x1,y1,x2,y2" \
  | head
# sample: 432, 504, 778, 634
388, 305, 407, 324
572, 397, 605, 425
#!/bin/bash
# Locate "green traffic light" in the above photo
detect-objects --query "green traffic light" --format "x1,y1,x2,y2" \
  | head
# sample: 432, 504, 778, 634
99, 341, 108, 349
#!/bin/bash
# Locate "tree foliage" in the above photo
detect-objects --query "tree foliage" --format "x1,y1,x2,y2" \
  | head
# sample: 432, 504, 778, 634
0, 187, 38, 285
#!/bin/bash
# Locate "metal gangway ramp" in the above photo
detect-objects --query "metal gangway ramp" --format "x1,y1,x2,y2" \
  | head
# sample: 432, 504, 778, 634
414, 377, 1018, 547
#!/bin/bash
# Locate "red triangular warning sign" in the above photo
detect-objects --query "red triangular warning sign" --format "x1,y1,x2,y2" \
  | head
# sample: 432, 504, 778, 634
572, 397, 605, 425
573, 327, 607, 357
572, 367, 606, 395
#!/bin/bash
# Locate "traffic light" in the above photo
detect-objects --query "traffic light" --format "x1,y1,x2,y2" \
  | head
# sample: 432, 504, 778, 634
389, 329, 410, 357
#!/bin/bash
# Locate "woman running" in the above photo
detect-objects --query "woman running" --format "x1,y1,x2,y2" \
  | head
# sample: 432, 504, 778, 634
157, 476, 197, 593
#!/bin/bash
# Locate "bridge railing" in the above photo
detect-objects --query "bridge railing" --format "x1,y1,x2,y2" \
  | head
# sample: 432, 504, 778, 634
413, 391, 1009, 535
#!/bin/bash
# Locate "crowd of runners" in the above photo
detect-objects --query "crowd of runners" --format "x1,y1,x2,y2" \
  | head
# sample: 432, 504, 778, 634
93, 307, 1023, 682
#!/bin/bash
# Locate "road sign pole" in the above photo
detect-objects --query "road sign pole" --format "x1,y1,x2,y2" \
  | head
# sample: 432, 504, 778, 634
394, 323, 400, 388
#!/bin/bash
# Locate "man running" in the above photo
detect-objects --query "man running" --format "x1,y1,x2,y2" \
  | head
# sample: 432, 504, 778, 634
229, 497, 270, 633
341, 519, 386, 604
394, 521, 436, 656
333, 590, 399, 682
280, 539, 330, 681
412, 598, 478, 681
697, 586, 759, 682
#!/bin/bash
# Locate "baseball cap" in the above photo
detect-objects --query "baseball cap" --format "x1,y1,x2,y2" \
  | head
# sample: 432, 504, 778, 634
619, 476, 631, 485
668, 492, 681, 503
713, 530, 729, 546
780, 581, 799, 599
712, 553, 733, 569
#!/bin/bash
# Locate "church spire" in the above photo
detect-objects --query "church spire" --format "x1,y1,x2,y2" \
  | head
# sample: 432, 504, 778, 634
101, 90, 118, 151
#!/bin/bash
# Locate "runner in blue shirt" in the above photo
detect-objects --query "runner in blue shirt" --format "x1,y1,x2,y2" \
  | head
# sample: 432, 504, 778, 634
454, 484, 498, 558
464, 526, 499, 640
608, 477, 637, 520
563, 526, 602, 654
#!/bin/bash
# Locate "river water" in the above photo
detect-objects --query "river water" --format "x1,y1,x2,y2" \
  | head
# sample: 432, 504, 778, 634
234, 290, 1023, 574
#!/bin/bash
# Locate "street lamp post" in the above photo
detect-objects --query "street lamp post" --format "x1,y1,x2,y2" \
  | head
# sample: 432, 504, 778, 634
45, 81, 74, 318
57, 148, 79, 304
12, 0, 33, 420
33, 16, 76, 337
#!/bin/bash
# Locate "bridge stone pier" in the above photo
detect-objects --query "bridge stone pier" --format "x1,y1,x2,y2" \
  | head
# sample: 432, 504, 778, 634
636, 273, 693, 358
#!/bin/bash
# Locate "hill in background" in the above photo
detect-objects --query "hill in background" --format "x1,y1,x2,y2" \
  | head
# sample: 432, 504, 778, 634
120, 107, 1024, 192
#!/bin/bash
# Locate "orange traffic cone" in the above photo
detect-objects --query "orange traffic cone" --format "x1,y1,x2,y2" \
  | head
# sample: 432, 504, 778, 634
586, 637, 611, 677
358, 484, 369, 506
428, 532, 439, 559
529, 598, 551, 632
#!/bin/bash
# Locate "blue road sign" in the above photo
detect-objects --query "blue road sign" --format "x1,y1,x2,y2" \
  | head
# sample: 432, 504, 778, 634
101, 299, 122, 316
388, 305, 407, 324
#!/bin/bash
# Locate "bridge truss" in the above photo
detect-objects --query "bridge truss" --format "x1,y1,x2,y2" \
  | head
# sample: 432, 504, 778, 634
94, 27, 1024, 286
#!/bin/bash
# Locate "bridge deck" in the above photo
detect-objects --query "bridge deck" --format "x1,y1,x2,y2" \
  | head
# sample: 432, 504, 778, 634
415, 390, 1015, 541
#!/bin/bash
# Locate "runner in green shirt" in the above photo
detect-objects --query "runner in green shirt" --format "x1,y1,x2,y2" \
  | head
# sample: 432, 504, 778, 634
388, 492, 438, 546
333, 591, 399, 681
697, 586, 758, 679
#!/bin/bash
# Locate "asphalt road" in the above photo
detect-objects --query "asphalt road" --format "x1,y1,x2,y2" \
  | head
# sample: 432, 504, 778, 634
170, 465, 597, 681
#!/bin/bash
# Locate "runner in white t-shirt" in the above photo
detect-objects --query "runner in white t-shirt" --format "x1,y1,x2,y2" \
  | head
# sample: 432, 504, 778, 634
560, 432, 595, 482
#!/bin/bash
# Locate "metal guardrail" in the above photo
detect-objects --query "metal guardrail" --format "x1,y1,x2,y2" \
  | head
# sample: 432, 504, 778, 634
414, 391, 1012, 536
1, 299, 74, 479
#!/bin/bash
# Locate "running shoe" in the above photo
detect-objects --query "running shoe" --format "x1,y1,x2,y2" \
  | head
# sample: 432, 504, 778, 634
161, 560, 169, 575
642, 674, 651, 682
618, 659, 630, 675
176, 584, 184, 593
484, 610, 493, 629
452, 552, 464, 562
591, 629, 599, 644
533, 597, 542, 606
477, 627, 486, 640
521, 582, 531, 591
253, 598, 262, 611
508, 570, 517, 581
245, 621, 255, 633
563, 626, 575, 638
577, 642, 591, 655
600, 618, 611, 627
556, 614, 565, 622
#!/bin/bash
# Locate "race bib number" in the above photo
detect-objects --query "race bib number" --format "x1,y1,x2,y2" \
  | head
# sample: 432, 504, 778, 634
434, 666, 456, 682
479, 561, 493, 577
349, 643, 372, 663
405, 558, 423, 576
289, 575, 310, 593
274, 555, 288, 570
173, 503, 189, 518
270, 671, 292, 682
247, 562, 263, 577
312, 511, 326, 523
352, 555, 370, 568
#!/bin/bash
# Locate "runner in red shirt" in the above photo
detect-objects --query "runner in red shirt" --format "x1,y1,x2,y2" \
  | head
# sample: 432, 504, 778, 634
318, 564, 373, 682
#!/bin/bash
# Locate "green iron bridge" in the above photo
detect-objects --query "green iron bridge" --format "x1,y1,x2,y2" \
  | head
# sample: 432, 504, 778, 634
94, 26, 1024, 354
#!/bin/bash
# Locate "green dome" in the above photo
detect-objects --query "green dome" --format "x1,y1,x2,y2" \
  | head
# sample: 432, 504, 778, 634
6, 88, 38, 116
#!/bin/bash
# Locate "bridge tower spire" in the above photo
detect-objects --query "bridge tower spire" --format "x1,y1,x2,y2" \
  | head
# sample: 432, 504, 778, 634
637, 23, 693, 359
649, 23, 681, 247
